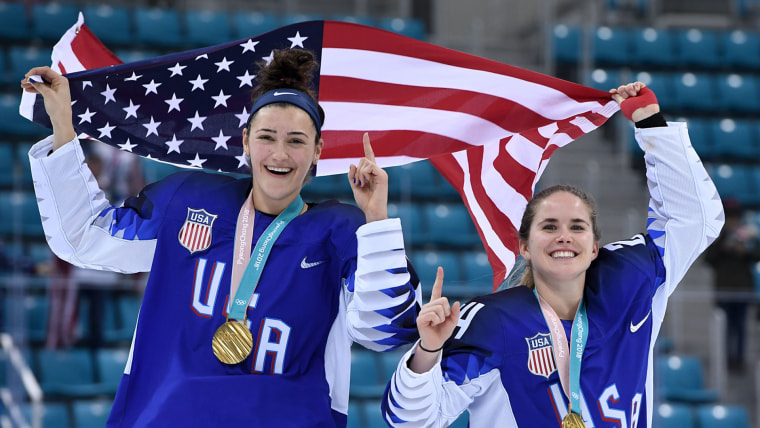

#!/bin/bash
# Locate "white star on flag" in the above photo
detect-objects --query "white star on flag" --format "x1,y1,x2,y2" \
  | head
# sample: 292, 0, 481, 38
165, 94, 184, 112
288, 31, 308, 48
78, 108, 96, 124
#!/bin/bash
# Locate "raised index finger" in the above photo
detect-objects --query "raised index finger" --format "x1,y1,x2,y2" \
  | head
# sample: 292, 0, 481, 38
430, 266, 444, 302
362, 132, 375, 163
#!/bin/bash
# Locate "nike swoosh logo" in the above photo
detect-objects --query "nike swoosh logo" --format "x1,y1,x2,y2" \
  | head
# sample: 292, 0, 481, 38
300, 257, 326, 269
273, 91, 297, 97
629, 310, 651, 333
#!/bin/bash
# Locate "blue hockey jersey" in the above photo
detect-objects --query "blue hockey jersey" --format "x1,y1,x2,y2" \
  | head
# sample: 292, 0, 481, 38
383, 123, 724, 427
28, 136, 421, 427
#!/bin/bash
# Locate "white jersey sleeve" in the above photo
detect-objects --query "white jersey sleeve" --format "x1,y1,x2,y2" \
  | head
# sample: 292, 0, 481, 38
346, 218, 423, 352
28, 136, 156, 273
637, 122, 723, 299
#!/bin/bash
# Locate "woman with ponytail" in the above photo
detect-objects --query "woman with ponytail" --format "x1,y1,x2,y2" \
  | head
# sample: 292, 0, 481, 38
381, 82, 724, 428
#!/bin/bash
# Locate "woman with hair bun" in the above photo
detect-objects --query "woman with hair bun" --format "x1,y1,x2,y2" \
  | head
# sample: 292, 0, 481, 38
22, 49, 421, 427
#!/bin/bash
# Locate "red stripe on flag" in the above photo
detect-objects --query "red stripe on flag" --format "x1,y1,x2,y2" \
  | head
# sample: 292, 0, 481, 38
69, 24, 123, 69
321, 130, 472, 159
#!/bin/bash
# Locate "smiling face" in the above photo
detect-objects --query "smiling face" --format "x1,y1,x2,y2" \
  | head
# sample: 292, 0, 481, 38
243, 104, 323, 214
519, 190, 599, 290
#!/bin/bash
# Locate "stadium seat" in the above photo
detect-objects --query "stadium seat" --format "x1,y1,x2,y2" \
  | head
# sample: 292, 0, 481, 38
386, 160, 440, 200
134, 7, 183, 48
232, 11, 281, 39
0, 190, 44, 237
592, 26, 630, 66
362, 399, 388, 428
632, 71, 675, 112
376, 349, 407, 384
0, 93, 47, 138
114, 49, 160, 64
460, 251, 494, 294
82, 4, 133, 46
695, 404, 751, 428
387, 202, 426, 246
30, 2, 79, 42
670, 72, 717, 113
631, 27, 678, 67
71, 399, 112, 428
95, 348, 128, 395
0, 2, 31, 42
184, 9, 232, 47
281, 13, 325, 26
8, 46, 53, 85
15, 142, 35, 187
551, 24, 581, 64
715, 73, 760, 114
709, 118, 759, 159
655, 354, 719, 403
349, 350, 383, 398
424, 203, 478, 248
674, 28, 722, 69
721, 29, 760, 69
115, 294, 141, 341
410, 250, 462, 289
587, 68, 621, 92
0, 143, 15, 187
683, 117, 716, 159
37, 348, 103, 397
331, 15, 376, 27
302, 173, 354, 202
21, 294, 48, 343
0, 47, 12, 86
653, 402, 695, 428
347, 401, 362, 428
707, 163, 756, 206
20, 402, 71, 428
376, 17, 425, 40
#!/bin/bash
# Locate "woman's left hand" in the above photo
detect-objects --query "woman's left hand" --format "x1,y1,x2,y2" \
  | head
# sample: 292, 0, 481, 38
349, 133, 388, 223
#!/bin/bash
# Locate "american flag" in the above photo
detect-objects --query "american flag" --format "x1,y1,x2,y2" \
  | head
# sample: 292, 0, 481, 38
20, 13, 620, 290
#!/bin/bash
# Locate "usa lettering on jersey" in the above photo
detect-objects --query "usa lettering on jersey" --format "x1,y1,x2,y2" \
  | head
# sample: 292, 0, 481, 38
526, 332, 556, 378
179, 208, 217, 253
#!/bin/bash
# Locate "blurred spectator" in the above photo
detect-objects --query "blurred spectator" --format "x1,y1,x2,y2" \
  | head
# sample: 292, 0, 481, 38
705, 198, 760, 372
45, 144, 145, 350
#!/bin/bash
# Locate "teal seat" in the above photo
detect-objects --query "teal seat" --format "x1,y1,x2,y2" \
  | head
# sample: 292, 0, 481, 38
696, 404, 751, 428
71, 399, 113, 428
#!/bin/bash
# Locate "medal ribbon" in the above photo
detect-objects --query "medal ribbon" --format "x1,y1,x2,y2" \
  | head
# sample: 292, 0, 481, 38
534, 289, 588, 417
227, 193, 303, 322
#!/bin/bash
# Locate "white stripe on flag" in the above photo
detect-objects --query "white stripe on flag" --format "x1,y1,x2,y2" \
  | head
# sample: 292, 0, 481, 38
321, 101, 513, 145
452, 149, 515, 283
321, 48, 609, 120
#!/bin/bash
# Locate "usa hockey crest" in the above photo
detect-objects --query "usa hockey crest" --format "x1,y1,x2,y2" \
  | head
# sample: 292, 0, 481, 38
179, 208, 217, 253
525, 332, 557, 378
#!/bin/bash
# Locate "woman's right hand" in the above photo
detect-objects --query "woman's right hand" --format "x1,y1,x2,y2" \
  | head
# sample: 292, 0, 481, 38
409, 267, 461, 373
21, 66, 76, 151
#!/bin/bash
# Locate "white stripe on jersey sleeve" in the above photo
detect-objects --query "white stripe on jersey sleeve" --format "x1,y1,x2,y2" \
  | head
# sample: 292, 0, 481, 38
346, 217, 421, 351
29, 136, 156, 273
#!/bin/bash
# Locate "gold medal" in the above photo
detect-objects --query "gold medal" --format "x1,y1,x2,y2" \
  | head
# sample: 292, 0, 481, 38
212, 320, 253, 364
561, 412, 585, 428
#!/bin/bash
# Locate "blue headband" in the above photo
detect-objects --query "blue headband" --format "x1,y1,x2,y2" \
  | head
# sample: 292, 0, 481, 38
247, 89, 322, 137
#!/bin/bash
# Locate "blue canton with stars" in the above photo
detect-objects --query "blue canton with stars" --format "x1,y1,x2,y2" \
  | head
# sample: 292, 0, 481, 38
33, 21, 324, 174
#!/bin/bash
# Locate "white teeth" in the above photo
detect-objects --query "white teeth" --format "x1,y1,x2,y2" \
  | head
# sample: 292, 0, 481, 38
267, 166, 291, 173
552, 251, 575, 259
